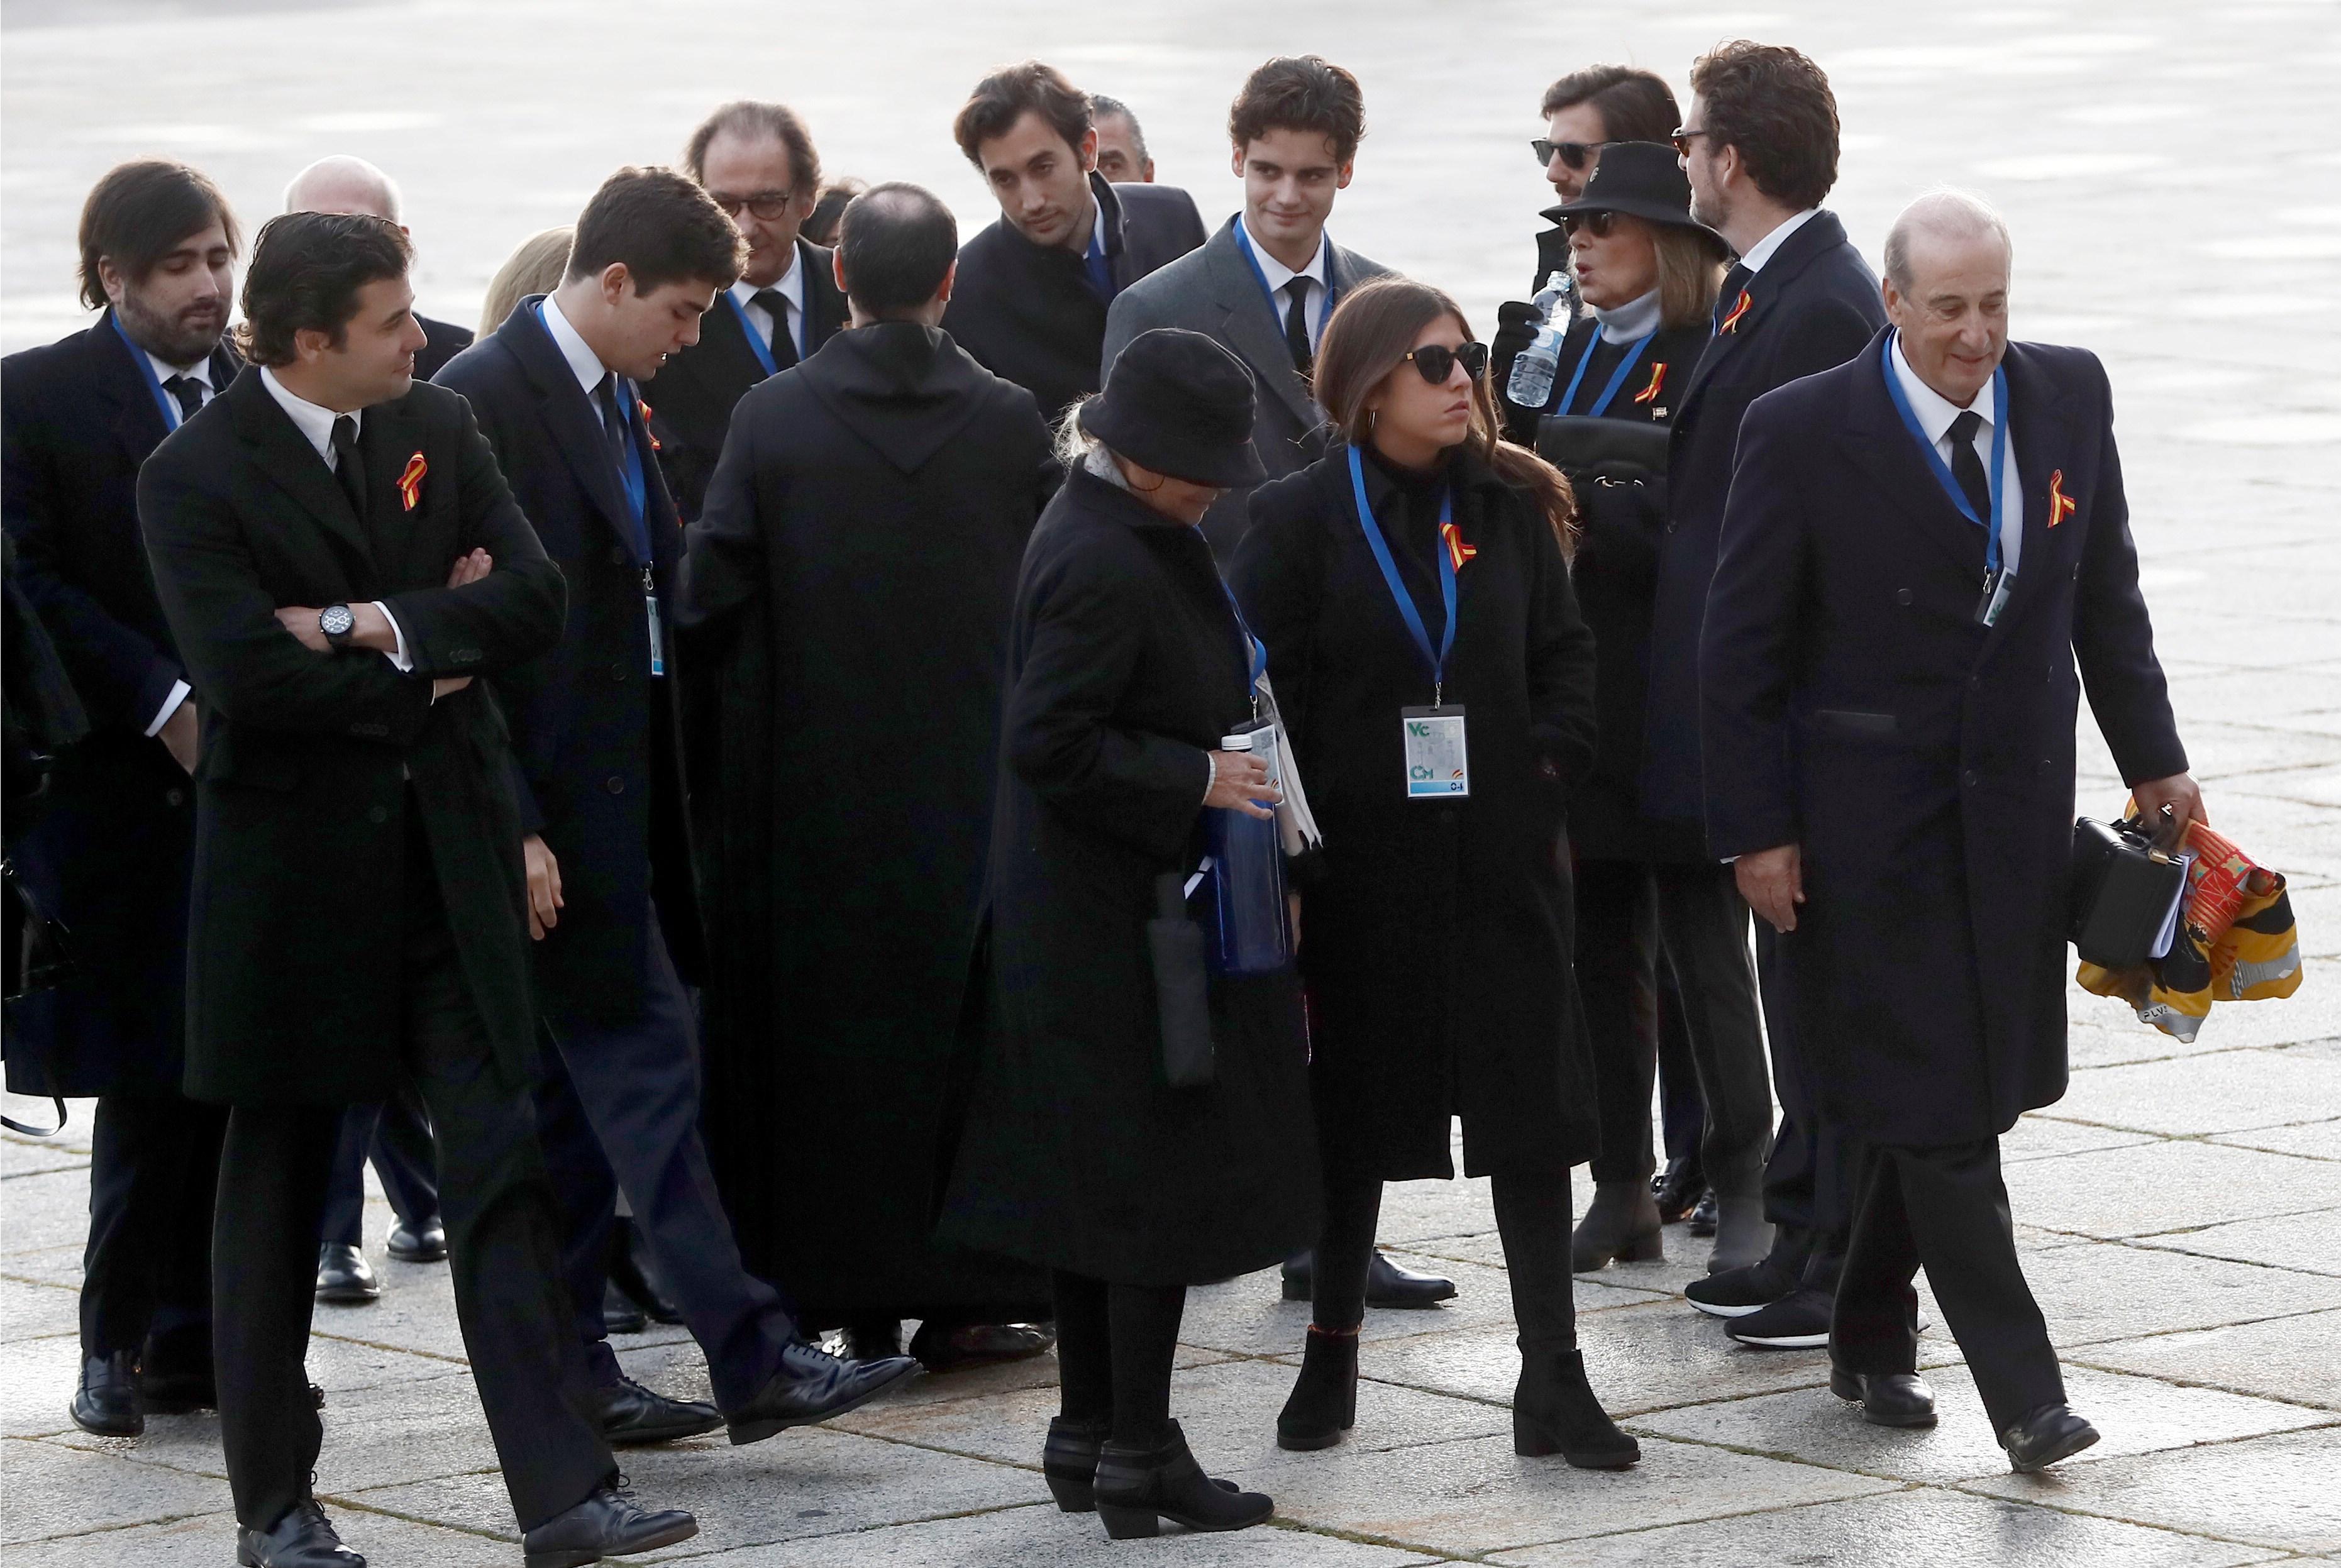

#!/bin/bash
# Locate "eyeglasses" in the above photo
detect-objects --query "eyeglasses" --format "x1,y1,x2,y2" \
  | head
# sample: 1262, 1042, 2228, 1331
1669, 127, 1713, 158
1559, 209, 1620, 240
1531, 138, 1607, 171
1403, 341, 1490, 385
707, 189, 795, 221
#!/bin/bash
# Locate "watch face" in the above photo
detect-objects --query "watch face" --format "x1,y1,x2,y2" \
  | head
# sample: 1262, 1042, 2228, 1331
321, 605, 354, 638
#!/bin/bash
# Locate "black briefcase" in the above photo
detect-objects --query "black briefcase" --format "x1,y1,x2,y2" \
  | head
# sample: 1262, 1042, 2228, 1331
1535, 413, 1669, 481
2069, 812, 2188, 969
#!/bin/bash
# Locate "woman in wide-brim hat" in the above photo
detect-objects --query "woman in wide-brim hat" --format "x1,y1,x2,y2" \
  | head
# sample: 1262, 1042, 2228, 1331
939, 328, 1320, 1542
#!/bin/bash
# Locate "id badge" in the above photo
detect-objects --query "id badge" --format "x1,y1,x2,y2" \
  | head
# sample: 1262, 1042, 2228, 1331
643, 575, 667, 677
1974, 568, 2012, 628
1401, 705, 1468, 798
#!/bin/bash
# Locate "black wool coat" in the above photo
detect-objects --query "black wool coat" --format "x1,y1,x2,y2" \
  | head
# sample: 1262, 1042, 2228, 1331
939, 465, 1320, 1287
434, 297, 705, 1027
1, 315, 238, 1095
677, 322, 1056, 1322
138, 371, 566, 1105
1702, 336, 2187, 1146
1643, 210, 1884, 826
1230, 446, 1601, 1181
943, 172, 1208, 424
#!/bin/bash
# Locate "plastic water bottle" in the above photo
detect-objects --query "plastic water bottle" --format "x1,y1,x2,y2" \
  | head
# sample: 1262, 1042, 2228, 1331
1506, 283, 1571, 410
1205, 729, 1289, 975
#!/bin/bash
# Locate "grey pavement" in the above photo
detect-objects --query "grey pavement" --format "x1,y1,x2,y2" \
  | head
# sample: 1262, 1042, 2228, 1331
4, 0, 2340, 1563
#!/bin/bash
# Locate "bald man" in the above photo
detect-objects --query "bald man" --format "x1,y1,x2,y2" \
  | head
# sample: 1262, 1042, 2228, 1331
1700, 190, 2198, 1469
284, 155, 473, 380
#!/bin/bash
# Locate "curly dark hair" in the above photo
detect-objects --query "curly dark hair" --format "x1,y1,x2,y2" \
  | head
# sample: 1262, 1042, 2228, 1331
1689, 41, 1840, 210
77, 160, 240, 311
954, 61, 1092, 168
1229, 55, 1365, 163
234, 211, 410, 368
1539, 65, 1679, 143
566, 165, 744, 294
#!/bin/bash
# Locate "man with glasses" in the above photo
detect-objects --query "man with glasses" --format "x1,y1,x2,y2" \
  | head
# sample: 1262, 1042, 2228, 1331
648, 101, 848, 521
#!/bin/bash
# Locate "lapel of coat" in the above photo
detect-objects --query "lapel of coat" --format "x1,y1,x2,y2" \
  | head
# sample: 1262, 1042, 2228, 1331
92, 314, 173, 465
1981, 342, 2077, 654
1834, 329, 1996, 582
225, 369, 377, 585
1202, 221, 1316, 428
358, 399, 429, 588
684, 293, 771, 406
1680, 211, 1851, 419
502, 297, 636, 544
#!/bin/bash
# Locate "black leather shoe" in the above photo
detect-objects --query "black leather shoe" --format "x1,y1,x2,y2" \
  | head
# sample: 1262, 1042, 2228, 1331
1829, 1366, 1937, 1427
385, 1215, 446, 1263
2001, 1404, 2100, 1472
1093, 1419, 1273, 1538
1654, 1156, 1707, 1224
1725, 1286, 1834, 1349
600, 1281, 647, 1336
70, 1350, 141, 1436
839, 1321, 904, 1362
1280, 1250, 1458, 1308
607, 1219, 683, 1325
1688, 1190, 1718, 1237
909, 1320, 1055, 1374
236, 1497, 363, 1566
724, 1339, 921, 1444
314, 1244, 379, 1305
597, 1375, 722, 1445
1276, 1327, 1359, 1450
1683, 1256, 1799, 1318
521, 1479, 695, 1568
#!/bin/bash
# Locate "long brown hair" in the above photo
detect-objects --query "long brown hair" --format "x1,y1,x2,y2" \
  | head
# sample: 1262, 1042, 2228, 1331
1649, 219, 1726, 331
1314, 277, 1578, 553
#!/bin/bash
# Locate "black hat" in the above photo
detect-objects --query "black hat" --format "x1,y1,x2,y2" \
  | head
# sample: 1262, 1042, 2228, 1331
1081, 328, 1268, 489
1557, 141, 1727, 254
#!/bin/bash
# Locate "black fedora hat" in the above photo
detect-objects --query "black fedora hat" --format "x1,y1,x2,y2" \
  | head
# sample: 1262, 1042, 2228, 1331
1082, 328, 1268, 489
1558, 141, 1727, 254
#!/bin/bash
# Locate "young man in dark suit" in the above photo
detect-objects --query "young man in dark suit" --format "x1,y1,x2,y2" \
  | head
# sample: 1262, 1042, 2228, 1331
434, 166, 919, 1452
941, 61, 1207, 424
1702, 191, 2198, 1469
645, 102, 847, 521
140, 210, 694, 1568
3, 159, 240, 1438
1645, 41, 1888, 1346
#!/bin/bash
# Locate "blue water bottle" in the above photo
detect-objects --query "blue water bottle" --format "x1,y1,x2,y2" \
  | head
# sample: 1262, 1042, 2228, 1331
1205, 727, 1290, 974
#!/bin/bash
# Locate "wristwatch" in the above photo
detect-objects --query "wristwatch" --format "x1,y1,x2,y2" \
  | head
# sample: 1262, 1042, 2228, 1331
318, 604, 356, 649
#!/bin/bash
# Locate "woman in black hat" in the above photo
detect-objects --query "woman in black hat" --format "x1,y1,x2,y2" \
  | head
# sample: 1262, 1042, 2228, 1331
1497, 142, 1779, 1282
939, 328, 1320, 1540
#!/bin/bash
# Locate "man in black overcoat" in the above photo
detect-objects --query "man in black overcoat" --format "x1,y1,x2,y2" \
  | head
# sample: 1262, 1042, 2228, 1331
647, 101, 848, 521
1702, 192, 2199, 1469
2, 159, 240, 1437
941, 61, 1207, 424
434, 165, 919, 1449
140, 211, 696, 1568
680, 181, 1058, 1371
1651, 43, 1886, 1344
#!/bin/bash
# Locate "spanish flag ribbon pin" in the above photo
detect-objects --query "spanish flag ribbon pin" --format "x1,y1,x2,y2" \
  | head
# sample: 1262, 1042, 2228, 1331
2047, 469, 2076, 527
1633, 362, 1668, 405
1441, 521, 1478, 572
1719, 289, 1752, 334
638, 399, 661, 451
396, 453, 428, 512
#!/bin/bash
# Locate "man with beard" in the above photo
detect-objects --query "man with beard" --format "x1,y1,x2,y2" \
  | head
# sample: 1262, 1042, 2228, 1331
3, 160, 240, 1438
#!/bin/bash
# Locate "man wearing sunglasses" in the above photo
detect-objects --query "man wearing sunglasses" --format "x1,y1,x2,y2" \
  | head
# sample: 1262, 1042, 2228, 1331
648, 101, 848, 521
1525, 65, 1681, 297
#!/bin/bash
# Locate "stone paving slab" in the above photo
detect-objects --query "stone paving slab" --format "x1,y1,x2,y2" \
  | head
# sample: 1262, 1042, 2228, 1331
2000, 1241, 2341, 1347
678, 1508, 1453, 1567
2211, 1120, 2341, 1162
0, 1509, 516, 1567
2053, 1049, 2341, 1139
0, 1439, 224, 1547
2001, 1141, 2341, 1240
1962, 1427, 2341, 1555
2130, 1209, 2341, 1279
2072, 1308, 2341, 1413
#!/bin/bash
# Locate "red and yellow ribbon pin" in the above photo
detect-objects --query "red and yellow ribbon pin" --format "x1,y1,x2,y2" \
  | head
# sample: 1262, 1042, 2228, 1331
1719, 289, 1752, 334
1441, 521, 1478, 572
638, 399, 661, 451
396, 452, 428, 512
2047, 468, 2076, 527
1633, 362, 1668, 404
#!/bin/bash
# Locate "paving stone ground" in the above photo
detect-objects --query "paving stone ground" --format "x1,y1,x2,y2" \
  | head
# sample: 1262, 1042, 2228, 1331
4, 0, 2339, 1562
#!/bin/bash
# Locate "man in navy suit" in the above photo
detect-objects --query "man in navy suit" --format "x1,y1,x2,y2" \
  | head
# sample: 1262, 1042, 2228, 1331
1646, 41, 1886, 1346
3, 160, 241, 1438
1701, 191, 2198, 1469
433, 165, 919, 1452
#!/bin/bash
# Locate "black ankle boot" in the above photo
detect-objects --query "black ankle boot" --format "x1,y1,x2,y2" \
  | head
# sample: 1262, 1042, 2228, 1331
1276, 1327, 1359, 1451
1093, 1419, 1273, 1538
1514, 1348, 1639, 1469
1043, 1416, 1109, 1512
1571, 1182, 1664, 1271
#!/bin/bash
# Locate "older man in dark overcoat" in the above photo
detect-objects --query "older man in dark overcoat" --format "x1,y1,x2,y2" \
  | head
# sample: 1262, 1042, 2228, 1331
1700, 192, 2200, 1471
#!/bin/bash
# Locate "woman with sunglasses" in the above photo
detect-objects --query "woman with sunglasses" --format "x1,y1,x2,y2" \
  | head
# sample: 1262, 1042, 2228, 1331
1229, 276, 1633, 1467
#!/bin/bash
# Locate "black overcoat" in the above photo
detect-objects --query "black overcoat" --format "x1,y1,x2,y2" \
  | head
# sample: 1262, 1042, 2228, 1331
1230, 446, 1601, 1181
434, 297, 704, 1026
0, 315, 238, 1095
939, 465, 1320, 1286
138, 370, 567, 1105
1643, 211, 1884, 826
677, 322, 1056, 1320
1702, 335, 2187, 1146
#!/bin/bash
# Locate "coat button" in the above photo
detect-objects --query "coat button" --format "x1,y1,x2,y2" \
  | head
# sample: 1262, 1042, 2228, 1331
1961, 769, 1979, 788
1895, 588, 1913, 606
165, 788, 185, 807
606, 775, 626, 795
368, 805, 389, 824
610, 546, 629, 566
611, 663, 628, 682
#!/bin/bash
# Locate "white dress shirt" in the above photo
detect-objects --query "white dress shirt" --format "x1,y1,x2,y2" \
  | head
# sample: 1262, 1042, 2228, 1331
1237, 215, 1332, 346
540, 292, 615, 407
1735, 207, 1820, 275
147, 351, 216, 428
1889, 334, 2023, 575
255, 367, 416, 673
731, 241, 805, 362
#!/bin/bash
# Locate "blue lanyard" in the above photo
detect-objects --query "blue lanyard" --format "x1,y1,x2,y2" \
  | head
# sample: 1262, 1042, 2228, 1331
1219, 582, 1266, 689
721, 290, 782, 377
109, 312, 187, 432
1554, 330, 1655, 417
539, 303, 652, 560
1232, 217, 1337, 349
1879, 331, 2010, 578
1346, 444, 1457, 705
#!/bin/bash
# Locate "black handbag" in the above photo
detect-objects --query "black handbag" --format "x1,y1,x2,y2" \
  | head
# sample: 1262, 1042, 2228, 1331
1536, 412, 1669, 482
1145, 873, 1215, 1088
1, 856, 72, 1136
2069, 810, 2188, 969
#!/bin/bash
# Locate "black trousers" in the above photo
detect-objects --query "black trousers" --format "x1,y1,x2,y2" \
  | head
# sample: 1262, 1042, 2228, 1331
1576, 859, 1773, 1196
1310, 1172, 1576, 1351
1051, 1269, 1185, 1447
320, 1081, 438, 1247
1754, 924, 1856, 1282
1656, 978, 1703, 1164
1832, 1137, 2064, 1431
534, 916, 795, 1412
82, 1091, 226, 1367
212, 815, 611, 1535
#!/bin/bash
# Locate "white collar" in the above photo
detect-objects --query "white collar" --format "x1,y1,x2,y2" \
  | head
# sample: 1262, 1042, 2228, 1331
148, 350, 213, 392
1890, 331, 1997, 443
1590, 288, 1663, 344
538, 292, 611, 398
1736, 207, 1821, 274
1238, 215, 1329, 294
258, 366, 354, 465
733, 241, 805, 315
1089, 192, 1108, 258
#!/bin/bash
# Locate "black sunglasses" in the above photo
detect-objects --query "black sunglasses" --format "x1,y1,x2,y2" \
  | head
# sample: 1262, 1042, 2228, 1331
1560, 209, 1620, 240
1669, 127, 1713, 158
1403, 341, 1490, 385
1531, 138, 1607, 171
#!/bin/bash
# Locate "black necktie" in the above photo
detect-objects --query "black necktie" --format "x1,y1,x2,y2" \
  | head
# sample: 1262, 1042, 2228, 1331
1947, 409, 1991, 522
1713, 262, 1752, 334
162, 374, 204, 425
330, 416, 365, 518
752, 289, 797, 370
594, 373, 633, 483
1283, 279, 1312, 375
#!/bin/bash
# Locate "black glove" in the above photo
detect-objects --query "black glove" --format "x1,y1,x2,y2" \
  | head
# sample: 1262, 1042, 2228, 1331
1491, 300, 1543, 385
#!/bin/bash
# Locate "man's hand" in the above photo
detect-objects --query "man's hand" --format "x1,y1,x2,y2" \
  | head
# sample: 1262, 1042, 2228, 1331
273, 606, 331, 653
523, 832, 563, 940
445, 548, 491, 588
1205, 751, 1280, 820
2132, 773, 2206, 838
1735, 843, 1805, 934
431, 676, 472, 702
158, 700, 200, 775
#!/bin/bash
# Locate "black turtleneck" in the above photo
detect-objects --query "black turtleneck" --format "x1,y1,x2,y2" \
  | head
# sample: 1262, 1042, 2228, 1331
1360, 442, 1456, 629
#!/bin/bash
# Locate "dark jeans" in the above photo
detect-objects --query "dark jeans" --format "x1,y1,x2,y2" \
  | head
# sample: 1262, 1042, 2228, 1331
82, 1091, 226, 1367
320, 1082, 439, 1247
1051, 1269, 1186, 1447
1310, 1172, 1576, 1352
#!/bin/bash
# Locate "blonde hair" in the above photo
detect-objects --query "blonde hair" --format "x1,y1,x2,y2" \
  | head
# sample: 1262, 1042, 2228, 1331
478, 226, 573, 337
1651, 223, 1725, 331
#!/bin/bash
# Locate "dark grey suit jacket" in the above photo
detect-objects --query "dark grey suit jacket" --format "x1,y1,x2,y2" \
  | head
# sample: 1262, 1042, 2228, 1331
1102, 216, 1390, 556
